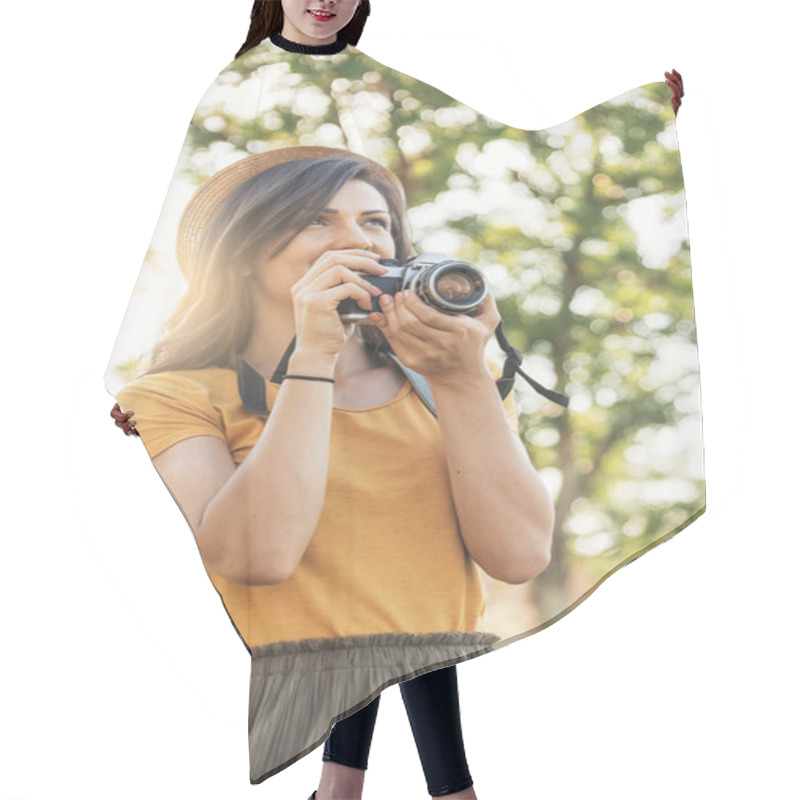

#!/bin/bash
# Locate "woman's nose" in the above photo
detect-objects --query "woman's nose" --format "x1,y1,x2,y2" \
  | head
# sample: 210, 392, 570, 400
334, 224, 376, 250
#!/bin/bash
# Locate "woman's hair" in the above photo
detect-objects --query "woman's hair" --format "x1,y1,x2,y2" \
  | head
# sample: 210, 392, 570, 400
235, 0, 371, 60
140, 156, 415, 377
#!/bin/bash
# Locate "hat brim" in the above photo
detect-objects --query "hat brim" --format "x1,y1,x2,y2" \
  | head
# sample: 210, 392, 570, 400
175, 145, 406, 278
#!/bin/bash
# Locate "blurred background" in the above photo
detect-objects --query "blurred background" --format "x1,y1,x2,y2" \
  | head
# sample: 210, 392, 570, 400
105, 51, 703, 643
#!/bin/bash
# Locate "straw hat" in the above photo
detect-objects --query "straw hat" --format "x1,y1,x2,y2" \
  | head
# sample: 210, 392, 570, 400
175, 145, 406, 278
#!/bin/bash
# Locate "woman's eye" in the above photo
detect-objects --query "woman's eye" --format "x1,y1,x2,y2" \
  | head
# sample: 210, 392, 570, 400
308, 216, 389, 229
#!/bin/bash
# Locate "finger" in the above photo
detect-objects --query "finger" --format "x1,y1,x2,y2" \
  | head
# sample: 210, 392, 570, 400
393, 291, 442, 335
299, 250, 390, 287
309, 282, 377, 313
400, 290, 463, 332
665, 70, 684, 96
391, 291, 447, 344
404, 289, 496, 337
472, 293, 501, 328
301, 264, 384, 299
666, 78, 683, 97
378, 292, 430, 346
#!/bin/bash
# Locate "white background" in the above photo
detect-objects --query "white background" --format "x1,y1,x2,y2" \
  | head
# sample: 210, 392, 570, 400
1, 1, 797, 798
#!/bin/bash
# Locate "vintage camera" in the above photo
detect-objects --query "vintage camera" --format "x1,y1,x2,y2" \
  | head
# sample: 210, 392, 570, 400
338, 252, 488, 323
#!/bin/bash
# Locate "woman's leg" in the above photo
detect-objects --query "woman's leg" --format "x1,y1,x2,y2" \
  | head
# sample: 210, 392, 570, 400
400, 665, 477, 798
315, 695, 382, 800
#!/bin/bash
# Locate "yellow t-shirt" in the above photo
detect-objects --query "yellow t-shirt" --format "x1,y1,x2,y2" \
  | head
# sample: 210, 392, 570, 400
116, 360, 519, 650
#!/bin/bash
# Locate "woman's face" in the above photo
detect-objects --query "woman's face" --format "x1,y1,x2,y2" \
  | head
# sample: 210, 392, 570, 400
280, 0, 361, 43
250, 178, 397, 304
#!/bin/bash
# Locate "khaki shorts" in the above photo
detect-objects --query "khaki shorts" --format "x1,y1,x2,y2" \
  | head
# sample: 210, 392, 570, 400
248, 630, 500, 784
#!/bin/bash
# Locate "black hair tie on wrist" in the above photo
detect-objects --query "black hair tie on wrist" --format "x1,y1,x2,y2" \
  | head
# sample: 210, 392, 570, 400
283, 374, 335, 384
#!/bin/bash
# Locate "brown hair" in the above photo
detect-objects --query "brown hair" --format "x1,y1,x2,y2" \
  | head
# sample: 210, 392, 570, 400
235, 0, 371, 60
139, 155, 414, 377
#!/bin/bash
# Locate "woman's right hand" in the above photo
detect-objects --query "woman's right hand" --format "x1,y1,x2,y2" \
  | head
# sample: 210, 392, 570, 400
290, 249, 388, 358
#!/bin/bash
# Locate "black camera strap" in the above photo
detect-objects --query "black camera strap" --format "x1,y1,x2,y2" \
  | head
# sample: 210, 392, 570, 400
235, 338, 298, 415
494, 322, 570, 408
236, 324, 568, 417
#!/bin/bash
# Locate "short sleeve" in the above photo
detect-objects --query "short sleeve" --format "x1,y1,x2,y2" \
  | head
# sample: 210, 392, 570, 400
115, 372, 227, 459
485, 357, 520, 436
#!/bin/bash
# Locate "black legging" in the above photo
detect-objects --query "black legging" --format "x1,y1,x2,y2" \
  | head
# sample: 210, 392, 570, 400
323, 664, 473, 797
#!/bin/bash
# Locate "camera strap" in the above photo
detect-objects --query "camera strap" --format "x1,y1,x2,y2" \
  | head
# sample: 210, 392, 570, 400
236, 324, 569, 417
235, 338, 437, 417
494, 322, 570, 408
235, 338, 298, 415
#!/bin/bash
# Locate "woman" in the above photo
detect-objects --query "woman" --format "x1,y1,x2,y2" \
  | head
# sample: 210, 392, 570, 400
114, 143, 554, 798
110, 3, 555, 798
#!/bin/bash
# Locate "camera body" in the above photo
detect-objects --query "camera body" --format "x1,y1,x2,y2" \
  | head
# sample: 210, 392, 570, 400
338, 252, 488, 323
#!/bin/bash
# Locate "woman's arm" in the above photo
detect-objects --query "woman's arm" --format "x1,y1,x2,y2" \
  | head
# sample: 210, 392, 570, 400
140, 250, 387, 586
152, 349, 336, 587
427, 369, 554, 584
370, 290, 555, 585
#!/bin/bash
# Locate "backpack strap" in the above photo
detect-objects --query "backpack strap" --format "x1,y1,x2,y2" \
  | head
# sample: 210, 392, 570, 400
236, 338, 299, 415
236, 354, 269, 415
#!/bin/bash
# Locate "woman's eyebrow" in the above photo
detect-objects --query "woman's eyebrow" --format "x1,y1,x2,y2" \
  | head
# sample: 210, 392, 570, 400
305, 207, 390, 215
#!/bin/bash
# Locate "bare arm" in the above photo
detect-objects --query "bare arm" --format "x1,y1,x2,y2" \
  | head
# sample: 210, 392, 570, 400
428, 369, 554, 584
152, 351, 336, 586
371, 290, 555, 584
145, 249, 387, 586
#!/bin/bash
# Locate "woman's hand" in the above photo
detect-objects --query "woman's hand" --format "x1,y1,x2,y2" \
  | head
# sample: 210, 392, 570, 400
291, 249, 388, 359
368, 290, 501, 385
110, 402, 138, 436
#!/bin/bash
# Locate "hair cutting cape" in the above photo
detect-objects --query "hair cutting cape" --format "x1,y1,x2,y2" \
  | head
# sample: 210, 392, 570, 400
105, 32, 704, 784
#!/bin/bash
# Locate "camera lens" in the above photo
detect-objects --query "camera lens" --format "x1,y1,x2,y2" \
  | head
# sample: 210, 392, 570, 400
434, 272, 475, 303
417, 262, 487, 313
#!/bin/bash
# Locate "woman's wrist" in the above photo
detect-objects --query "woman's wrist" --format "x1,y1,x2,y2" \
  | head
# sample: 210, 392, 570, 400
426, 361, 494, 391
287, 349, 337, 380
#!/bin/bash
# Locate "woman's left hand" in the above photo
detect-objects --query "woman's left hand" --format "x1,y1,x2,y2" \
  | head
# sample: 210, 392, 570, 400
368, 290, 500, 384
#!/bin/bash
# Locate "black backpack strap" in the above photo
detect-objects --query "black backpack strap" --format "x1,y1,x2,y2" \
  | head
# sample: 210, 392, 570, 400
236, 338, 298, 415
270, 337, 297, 384
495, 322, 570, 408
236, 354, 269, 415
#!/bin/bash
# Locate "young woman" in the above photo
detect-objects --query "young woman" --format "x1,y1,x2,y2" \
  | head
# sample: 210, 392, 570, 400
113, 143, 553, 799
110, 3, 555, 798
